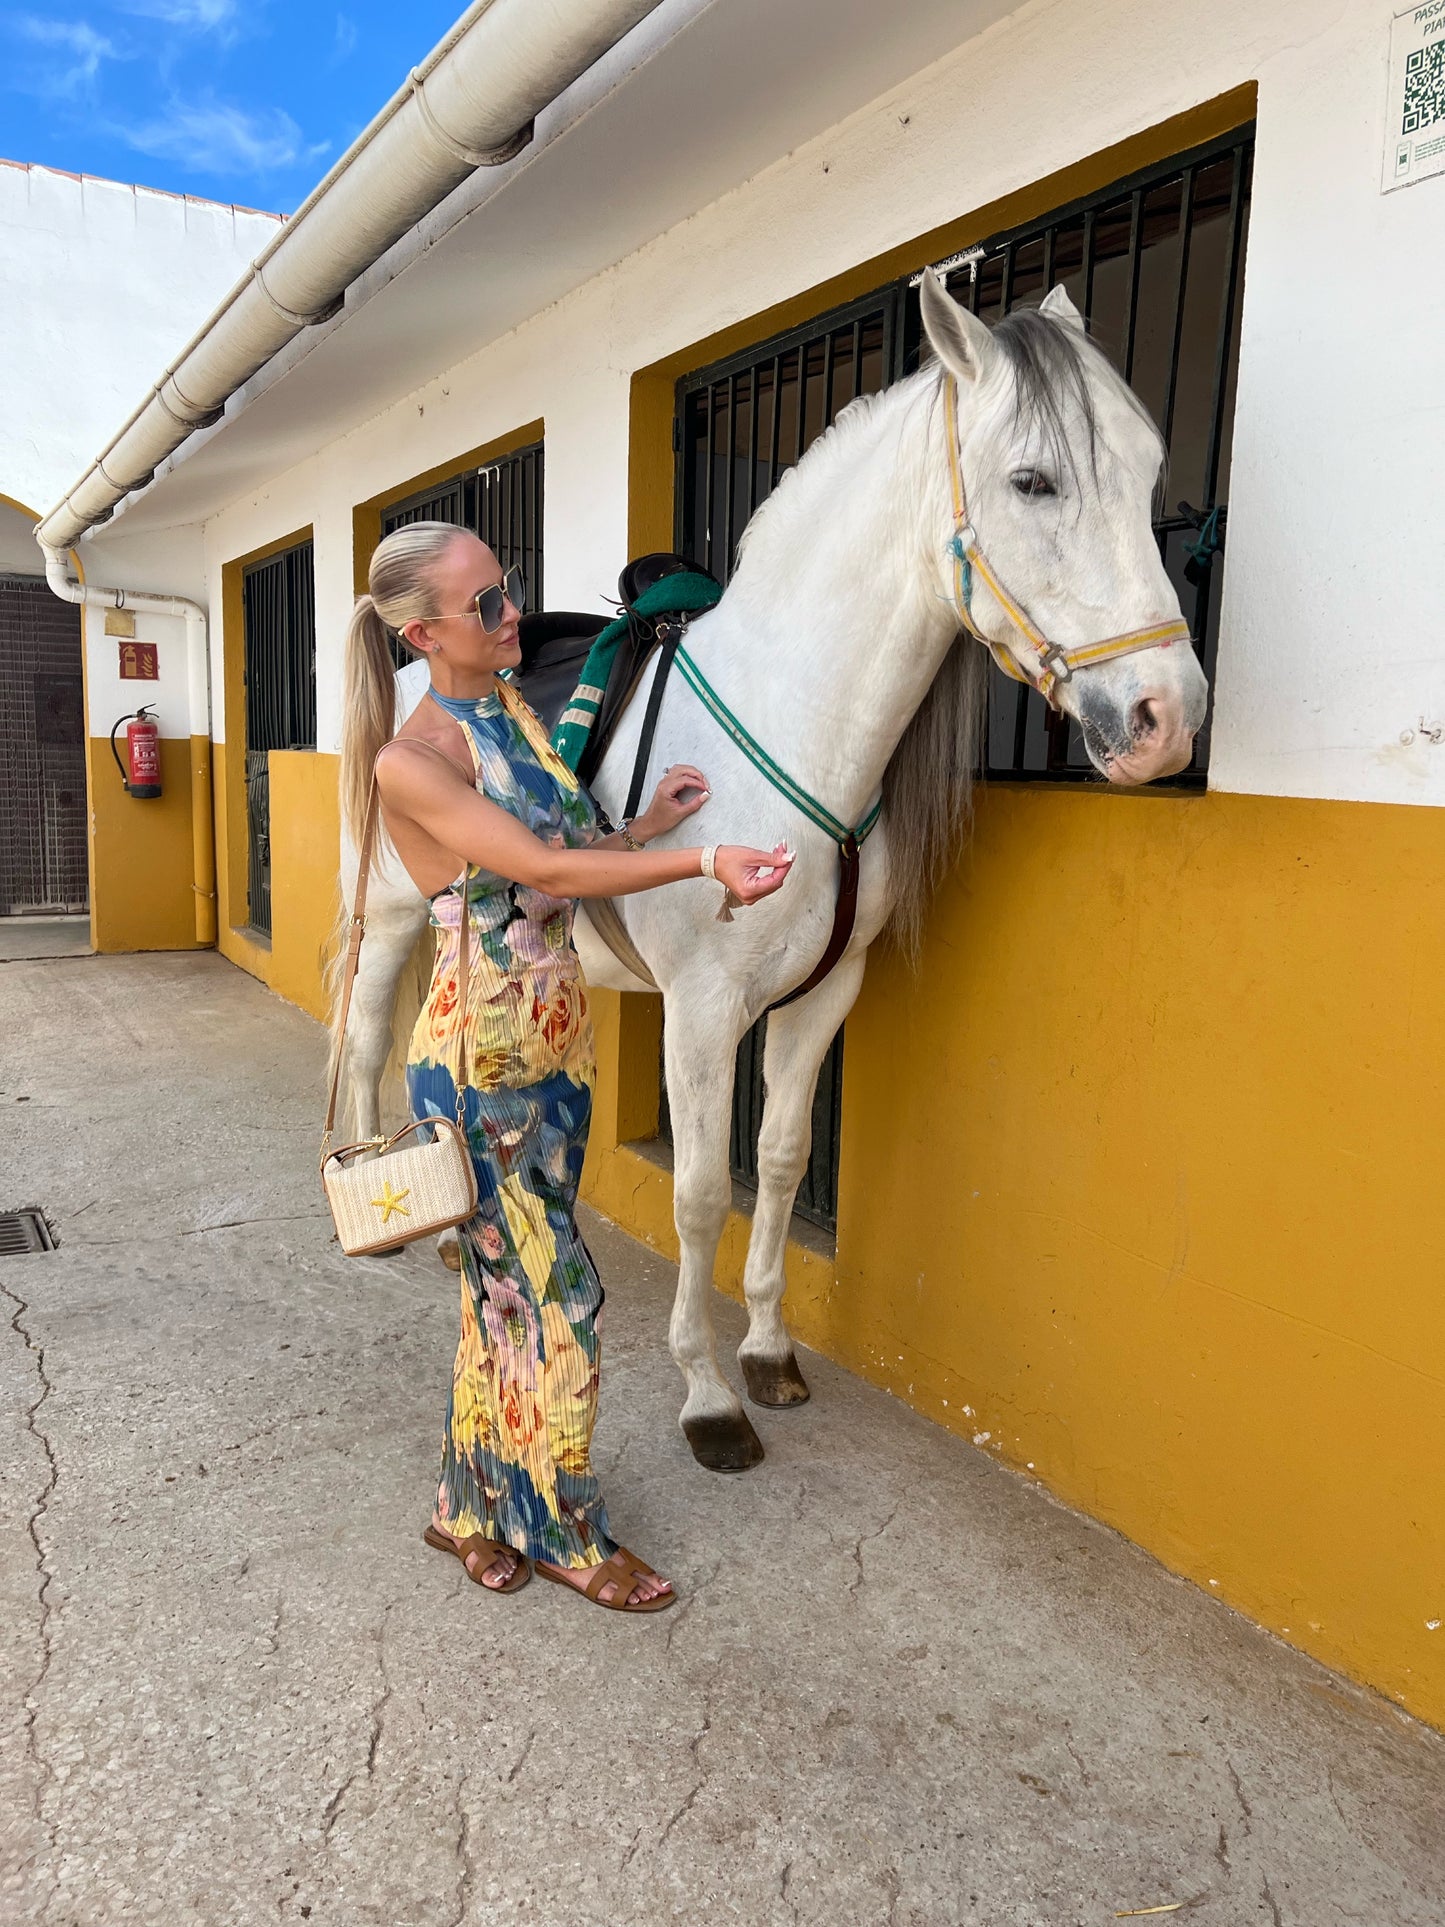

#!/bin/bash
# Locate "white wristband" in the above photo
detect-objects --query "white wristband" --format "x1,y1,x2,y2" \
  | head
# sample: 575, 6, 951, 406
700, 845, 718, 880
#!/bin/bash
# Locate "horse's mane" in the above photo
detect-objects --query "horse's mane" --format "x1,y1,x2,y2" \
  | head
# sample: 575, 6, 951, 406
990, 305, 1169, 503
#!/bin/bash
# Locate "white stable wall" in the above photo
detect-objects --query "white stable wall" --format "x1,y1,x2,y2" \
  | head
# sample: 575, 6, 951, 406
0, 161, 280, 741
172, 0, 1444, 809
78, 524, 208, 747
0, 161, 282, 522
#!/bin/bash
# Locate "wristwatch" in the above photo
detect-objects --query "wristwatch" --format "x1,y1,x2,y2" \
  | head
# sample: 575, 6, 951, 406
617, 818, 644, 852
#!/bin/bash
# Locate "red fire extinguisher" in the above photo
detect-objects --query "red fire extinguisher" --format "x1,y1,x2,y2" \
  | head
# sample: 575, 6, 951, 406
110, 705, 162, 799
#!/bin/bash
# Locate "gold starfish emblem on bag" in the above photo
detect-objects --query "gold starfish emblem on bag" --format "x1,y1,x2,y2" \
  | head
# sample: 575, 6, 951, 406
370, 1180, 412, 1224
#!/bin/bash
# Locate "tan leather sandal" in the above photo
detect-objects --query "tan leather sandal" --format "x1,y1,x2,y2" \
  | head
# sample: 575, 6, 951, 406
536, 1546, 676, 1613
423, 1523, 530, 1593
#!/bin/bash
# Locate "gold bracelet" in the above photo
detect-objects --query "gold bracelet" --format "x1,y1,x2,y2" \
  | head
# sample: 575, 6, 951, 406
617, 818, 644, 852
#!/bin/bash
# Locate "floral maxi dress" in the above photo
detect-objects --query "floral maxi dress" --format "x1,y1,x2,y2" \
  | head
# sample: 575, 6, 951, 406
406, 677, 617, 1571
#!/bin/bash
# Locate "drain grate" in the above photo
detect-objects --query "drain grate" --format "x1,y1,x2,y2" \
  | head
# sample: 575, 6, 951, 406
0, 1209, 56, 1255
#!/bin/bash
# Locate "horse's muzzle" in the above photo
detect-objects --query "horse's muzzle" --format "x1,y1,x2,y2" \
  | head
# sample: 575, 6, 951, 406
1101, 687, 1198, 785
1071, 673, 1203, 786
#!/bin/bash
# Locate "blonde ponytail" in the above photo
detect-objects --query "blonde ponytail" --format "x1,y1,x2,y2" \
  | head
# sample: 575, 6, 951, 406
338, 520, 466, 844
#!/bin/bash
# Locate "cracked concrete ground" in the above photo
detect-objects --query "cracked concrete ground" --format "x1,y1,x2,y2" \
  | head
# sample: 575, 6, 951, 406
2, 951, 1443, 1927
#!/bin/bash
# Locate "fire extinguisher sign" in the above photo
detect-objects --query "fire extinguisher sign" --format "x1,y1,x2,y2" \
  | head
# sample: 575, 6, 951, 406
118, 640, 160, 680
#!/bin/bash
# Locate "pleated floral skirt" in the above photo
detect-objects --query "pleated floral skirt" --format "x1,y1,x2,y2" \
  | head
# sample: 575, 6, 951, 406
407, 886, 617, 1571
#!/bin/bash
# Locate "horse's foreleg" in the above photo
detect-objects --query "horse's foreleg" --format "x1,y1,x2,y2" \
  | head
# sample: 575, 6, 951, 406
737, 953, 867, 1408
664, 994, 765, 1473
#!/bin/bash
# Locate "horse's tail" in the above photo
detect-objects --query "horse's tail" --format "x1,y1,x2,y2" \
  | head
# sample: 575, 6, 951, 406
322, 885, 352, 1100
324, 845, 436, 1139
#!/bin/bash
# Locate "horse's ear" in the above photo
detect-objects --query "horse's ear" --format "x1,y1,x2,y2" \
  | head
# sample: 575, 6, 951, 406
919, 268, 994, 385
1040, 282, 1086, 335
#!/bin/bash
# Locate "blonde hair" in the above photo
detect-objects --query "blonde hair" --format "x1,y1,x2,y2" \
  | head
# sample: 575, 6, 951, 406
339, 520, 465, 844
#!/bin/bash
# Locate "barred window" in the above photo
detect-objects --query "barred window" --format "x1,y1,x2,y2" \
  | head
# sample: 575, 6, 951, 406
666, 126, 1255, 1231
381, 442, 544, 669
242, 538, 315, 936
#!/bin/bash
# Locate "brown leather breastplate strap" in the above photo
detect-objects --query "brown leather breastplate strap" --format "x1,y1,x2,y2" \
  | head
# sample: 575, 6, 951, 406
767, 832, 860, 1014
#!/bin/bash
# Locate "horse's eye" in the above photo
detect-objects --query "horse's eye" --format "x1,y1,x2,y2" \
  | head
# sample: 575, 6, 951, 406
1011, 469, 1055, 499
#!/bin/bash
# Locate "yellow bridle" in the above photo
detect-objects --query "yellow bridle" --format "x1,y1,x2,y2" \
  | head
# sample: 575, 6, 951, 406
941, 373, 1192, 710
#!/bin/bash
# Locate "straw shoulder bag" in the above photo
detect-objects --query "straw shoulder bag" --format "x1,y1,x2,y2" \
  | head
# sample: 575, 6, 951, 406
321, 773, 478, 1257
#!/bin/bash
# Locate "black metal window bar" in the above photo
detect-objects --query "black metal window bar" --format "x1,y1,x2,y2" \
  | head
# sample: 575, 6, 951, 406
380, 441, 544, 668
0, 575, 87, 916
665, 127, 1254, 1230
242, 541, 316, 936
921, 124, 1254, 781
668, 295, 897, 1231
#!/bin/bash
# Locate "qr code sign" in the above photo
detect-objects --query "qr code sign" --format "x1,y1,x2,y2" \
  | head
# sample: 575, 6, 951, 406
1403, 37, 1445, 135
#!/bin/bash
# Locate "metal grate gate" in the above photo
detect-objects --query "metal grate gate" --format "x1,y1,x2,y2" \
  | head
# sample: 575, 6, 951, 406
926, 125, 1253, 781
667, 127, 1254, 1232
242, 541, 316, 936
381, 442, 544, 669
669, 295, 897, 1231
0, 575, 87, 916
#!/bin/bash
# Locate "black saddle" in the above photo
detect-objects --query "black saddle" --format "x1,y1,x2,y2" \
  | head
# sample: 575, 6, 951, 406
581, 552, 708, 788
512, 553, 717, 787
514, 610, 608, 735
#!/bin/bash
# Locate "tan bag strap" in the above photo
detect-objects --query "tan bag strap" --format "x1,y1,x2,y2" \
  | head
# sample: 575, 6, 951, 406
323, 748, 471, 1152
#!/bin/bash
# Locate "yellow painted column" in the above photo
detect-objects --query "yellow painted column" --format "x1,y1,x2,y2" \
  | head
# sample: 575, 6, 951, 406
86, 735, 200, 953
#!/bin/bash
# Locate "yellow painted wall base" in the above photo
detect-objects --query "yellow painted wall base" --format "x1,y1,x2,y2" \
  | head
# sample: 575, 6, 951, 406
582, 787, 1445, 1731
214, 743, 340, 1024
266, 752, 341, 1022
86, 736, 201, 953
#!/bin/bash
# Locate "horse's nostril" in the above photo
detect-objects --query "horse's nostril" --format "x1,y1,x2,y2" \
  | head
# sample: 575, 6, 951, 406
1131, 697, 1159, 742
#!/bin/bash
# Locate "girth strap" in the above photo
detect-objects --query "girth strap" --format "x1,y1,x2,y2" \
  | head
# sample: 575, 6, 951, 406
623, 622, 684, 820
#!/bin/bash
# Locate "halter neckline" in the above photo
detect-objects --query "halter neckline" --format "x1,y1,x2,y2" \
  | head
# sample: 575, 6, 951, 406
429, 683, 502, 721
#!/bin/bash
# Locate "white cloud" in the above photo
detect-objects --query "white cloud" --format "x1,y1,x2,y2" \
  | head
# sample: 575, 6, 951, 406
116, 93, 326, 178
10, 16, 122, 97
117, 0, 240, 28
332, 12, 357, 62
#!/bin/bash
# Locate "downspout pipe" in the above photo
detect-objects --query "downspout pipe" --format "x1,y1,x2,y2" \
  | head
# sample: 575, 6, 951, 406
42, 544, 217, 947
34, 0, 665, 553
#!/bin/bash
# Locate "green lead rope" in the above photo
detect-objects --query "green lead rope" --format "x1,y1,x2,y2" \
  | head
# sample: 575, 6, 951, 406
674, 646, 881, 849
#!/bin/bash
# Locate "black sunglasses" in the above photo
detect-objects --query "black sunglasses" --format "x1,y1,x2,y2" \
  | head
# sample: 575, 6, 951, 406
442, 564, 526, 633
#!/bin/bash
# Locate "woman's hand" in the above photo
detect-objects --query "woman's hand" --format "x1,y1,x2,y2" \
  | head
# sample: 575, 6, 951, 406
714, 843, 795, 906
632, 765, 709, 842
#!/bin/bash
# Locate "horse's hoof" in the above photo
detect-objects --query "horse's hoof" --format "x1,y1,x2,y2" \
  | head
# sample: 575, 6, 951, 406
740, 1351, 811, 1408
438, 1237, 462, 1273
682, 1410, 765, 1473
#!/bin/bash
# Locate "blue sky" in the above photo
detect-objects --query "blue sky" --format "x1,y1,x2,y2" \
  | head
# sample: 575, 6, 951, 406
0, 2, 466, 212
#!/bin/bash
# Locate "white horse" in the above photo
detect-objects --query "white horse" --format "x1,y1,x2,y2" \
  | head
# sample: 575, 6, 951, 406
335, 275, 1208, 1472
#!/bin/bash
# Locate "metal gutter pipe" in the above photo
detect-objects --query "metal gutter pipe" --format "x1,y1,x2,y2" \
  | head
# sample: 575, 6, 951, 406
35, 0, 664, 552
41, 545, 217, 946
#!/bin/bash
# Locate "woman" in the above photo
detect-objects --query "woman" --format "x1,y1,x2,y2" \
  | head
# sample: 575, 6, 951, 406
340, 522, 791, 1613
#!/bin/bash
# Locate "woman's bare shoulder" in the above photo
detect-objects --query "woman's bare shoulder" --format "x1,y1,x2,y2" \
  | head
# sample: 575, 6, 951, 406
375, 714, 471, 797
393, 695, 464, 751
